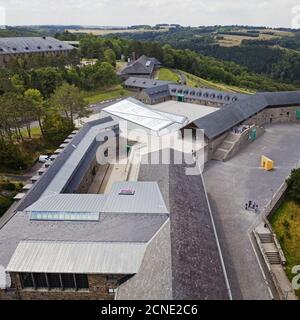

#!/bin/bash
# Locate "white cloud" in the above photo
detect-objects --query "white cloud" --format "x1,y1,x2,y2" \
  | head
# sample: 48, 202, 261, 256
0, 0, 298, 28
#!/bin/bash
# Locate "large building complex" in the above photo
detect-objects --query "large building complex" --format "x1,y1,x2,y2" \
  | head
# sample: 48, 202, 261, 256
0, 37, 75, 67
0, 113, 230, 300
0, 71, 300, 300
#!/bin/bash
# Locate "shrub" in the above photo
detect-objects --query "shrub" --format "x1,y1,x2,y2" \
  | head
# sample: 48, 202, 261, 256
286, 168, 300, 203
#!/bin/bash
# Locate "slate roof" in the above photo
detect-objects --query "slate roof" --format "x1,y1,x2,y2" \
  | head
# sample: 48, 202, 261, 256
141, 83, 248, 105
117, 150, 230, 300
193, 91, 300, 140
0, 211, 167, 268
120, 55, 161, 75
144, 84, 171, 101
16, 116, 116, 212
0, 116, 169, 278
0, 37, 74, 55
124, 77, 173, 89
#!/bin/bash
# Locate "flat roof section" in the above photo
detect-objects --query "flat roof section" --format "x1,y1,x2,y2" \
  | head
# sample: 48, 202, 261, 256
102, 181, 169, 214
25, 194, 106, 213
150, 100, 218, 124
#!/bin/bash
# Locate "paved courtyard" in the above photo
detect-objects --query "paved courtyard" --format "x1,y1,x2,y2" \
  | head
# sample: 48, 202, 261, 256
203, 123, 300, 300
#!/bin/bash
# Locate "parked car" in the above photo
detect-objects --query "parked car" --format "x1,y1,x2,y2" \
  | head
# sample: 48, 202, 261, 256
38, 155, 50, 163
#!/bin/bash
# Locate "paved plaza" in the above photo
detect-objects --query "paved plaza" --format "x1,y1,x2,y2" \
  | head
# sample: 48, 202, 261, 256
203, 123, 300, 299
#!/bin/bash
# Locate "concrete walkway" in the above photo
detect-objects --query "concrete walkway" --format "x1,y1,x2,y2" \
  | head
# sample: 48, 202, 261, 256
203, 123, 300, 300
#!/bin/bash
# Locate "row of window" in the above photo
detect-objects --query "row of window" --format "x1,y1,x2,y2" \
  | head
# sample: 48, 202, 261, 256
170, 88, 238, 102
20, 273, 89, 291
0, 45, 64, 52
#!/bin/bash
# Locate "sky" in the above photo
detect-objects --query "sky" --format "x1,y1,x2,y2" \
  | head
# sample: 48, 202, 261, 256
0, 0, 299, 28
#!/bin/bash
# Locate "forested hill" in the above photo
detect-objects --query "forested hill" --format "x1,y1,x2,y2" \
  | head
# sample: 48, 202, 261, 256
0, 26, 297, 92
115, 27, 300, 87
58, 33, 296, 92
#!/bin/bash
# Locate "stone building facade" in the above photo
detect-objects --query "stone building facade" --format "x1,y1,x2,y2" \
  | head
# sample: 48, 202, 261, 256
0, 273, 127, 300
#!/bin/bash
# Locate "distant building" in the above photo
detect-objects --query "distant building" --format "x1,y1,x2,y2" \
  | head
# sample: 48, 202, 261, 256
119, 55, 162, 80
124, 77, 174, 91
0, 37, 75, 67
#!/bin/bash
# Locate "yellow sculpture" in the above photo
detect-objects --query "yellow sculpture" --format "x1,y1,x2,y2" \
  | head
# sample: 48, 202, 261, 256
261, 155, 274, 171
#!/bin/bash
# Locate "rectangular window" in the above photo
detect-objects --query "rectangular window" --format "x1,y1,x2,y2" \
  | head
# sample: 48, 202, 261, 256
75, 274, 89, 290
20, 273, 34, 288
33, 273, 48, 289
19, 273, 89, 291
61, 273, 75, 289
47, 273, 61, 289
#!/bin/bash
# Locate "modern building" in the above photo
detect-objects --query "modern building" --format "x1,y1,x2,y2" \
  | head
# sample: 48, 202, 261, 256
119, 55, 162, 80
0, 37, 75, 67
1, 79, 299, 300
0, 111, 230, 300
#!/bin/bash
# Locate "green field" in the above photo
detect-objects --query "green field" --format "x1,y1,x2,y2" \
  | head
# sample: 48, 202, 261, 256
270, 200, 300, 298
83, 85, 132, 104
20, 126, 42, 139
158, 68, 180, 82
181, 71, 255, 94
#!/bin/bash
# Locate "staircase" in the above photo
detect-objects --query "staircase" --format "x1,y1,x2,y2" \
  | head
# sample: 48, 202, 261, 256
258, 233, 273, 243
212, 132, 240, 161
257, 233, 282, 266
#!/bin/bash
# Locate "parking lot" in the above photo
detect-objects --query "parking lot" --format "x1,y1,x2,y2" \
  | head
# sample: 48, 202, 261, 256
203, 123, 300, 300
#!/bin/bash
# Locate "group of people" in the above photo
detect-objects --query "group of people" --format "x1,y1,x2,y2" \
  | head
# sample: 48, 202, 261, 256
245, 200, 259, 213
232, 125, 250, 135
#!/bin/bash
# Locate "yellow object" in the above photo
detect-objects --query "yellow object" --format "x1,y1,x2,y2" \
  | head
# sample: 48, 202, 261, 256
261, 155, 274, 171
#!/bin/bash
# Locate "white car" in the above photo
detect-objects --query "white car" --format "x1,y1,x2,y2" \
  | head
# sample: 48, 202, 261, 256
38, 155, 50, 163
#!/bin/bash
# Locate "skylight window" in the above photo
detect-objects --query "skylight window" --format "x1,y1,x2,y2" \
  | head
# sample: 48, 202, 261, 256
119, 189, 135, 195
30, 211, 100, 221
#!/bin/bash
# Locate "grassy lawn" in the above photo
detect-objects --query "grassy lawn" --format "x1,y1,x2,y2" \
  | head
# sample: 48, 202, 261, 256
270, 200, 300, 298
83, 85, 132, 105
158, 68, 180, 82
181, 70, 255, 94
20, 126, 42, 139
116, 60, 127, 72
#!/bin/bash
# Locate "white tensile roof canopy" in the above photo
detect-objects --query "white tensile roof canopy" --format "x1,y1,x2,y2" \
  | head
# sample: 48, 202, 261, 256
102, 98, 188, 136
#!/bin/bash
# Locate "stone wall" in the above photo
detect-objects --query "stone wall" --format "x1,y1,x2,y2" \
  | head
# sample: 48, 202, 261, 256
76, 158, 100, 193
207, 105, 300, 161
225, 125, 265, 161
244, 106, 300, 127
0, 273, 127, 300
207, 132, 228, 159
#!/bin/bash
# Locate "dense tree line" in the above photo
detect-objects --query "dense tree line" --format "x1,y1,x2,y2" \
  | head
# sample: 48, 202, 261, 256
107, 36, 294, 91
116, 28, 300, 87
287, 168, 300, 203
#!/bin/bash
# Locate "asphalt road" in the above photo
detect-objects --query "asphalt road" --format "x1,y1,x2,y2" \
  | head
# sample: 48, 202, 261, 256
203, 123, 300, 300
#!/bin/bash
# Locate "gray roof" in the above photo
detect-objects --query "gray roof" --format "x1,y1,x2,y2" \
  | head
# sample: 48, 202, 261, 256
168, 151, 229, 300
120, 55, 160, 75
124, 77, 173, 89
193, 91, 300, 139
118, 150, 230, 300
144, 84, 171, 101
117, 220, 172, 300
16, 116, 116, 212
0, 37, 74, 55
168, 84, 246, 104
25, 194, 107, 213
142, 83, 247, 105
102, 182, 169, 214
7, 240, 147, 274
25, 181, 169, 215
0, 211, 168, 269
41, 120, 118, 198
